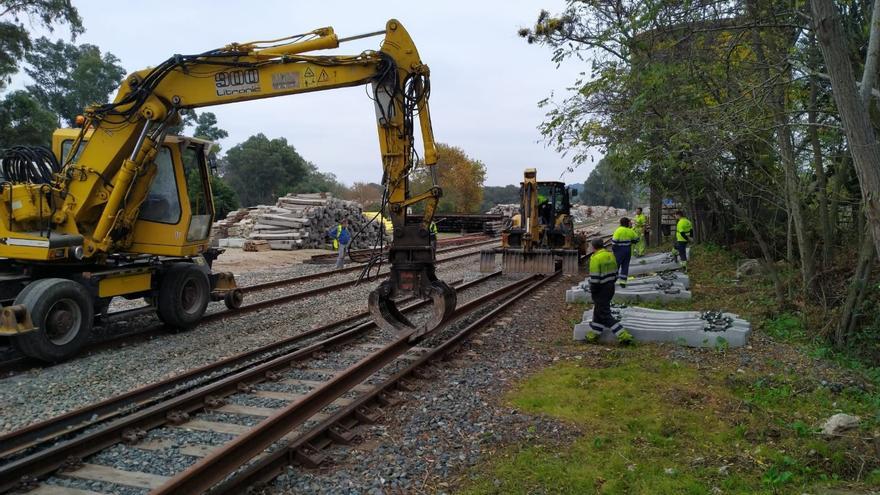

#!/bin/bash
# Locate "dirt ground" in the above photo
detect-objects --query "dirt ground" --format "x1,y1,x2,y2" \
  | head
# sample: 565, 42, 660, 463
212, 248, 328, 274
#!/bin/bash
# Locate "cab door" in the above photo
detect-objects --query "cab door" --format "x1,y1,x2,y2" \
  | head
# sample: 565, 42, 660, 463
128, 141, 214, 256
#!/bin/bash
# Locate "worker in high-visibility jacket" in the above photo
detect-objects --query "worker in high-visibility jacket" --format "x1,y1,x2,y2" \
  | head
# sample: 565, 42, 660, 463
674, 210, 693, 271
611, 217, 640, 287
587, 238, 633, 344
327, 217, 351, 269
429, 220, 439, 259
633, 207, 648, 257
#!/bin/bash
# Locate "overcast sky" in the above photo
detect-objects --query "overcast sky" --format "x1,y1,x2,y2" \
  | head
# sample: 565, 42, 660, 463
11, 0, 599, 186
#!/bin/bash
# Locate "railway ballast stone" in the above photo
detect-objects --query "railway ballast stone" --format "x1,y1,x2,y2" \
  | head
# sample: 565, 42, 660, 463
574, 306, 750, 348
565, 271, 691, 303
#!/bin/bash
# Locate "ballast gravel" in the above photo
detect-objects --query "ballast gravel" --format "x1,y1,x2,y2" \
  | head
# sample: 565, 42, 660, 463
263, 276, 585, 494
0, 255, 486, 433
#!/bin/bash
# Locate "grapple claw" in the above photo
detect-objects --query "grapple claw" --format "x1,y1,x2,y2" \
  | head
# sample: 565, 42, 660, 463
369, 279, 456, 342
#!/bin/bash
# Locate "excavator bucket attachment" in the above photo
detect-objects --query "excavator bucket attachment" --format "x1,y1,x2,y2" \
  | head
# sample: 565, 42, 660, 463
479, 250, 496, 273
501, 249, 556, 274
368, 225, 457, 342
561, 250, 579, 275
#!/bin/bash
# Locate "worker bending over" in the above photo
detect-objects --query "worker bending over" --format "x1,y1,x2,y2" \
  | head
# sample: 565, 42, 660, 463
674, 210, 693, 271
611, 217, 640, 287
633, 207, 648, 257
586, 238, 633, 344
328, 218, 351, 269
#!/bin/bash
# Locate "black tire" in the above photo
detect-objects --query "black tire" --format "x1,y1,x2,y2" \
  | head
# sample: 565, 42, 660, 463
11, 278, 94, 362
224, 289, 243, 310
157, 263, 210, 329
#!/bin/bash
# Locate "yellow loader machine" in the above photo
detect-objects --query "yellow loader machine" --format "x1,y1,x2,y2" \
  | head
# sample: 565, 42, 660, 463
480, 169, 585, 275
0, 19, 455, 361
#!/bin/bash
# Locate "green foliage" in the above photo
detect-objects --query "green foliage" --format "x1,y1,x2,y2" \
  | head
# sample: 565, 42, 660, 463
463, 354, 879, 494
580, 158, 632, 207
0, 0, 83, 89
192, 112, 228, 142
481, 184, 520, 212
224, 134, 309, 206
0, 90, 56, 148
765, 313, 807, 342
209, 175, 239, 220
24, 37, 125, 125
411, 143, 487, 213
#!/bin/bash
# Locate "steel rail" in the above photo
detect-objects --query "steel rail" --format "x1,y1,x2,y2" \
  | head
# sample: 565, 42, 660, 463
211, 271, 560, 493
0, 272, 493, 462
150, 274, 540, 495
0, 273, 529, 493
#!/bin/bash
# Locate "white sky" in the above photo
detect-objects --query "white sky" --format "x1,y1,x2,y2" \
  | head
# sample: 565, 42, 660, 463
9, 0, 600, 186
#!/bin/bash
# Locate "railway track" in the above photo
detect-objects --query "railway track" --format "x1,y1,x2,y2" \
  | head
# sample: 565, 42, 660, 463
0, 237, 500, 372
0, 270, 549, 494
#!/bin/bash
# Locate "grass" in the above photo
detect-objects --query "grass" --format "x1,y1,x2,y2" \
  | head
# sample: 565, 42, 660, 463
461, 244, 880, 494
461, 351, 880, 494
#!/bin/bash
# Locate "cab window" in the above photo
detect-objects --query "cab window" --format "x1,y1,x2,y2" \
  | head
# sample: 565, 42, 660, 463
139, 147, 182, 224
182, 145, 212, 241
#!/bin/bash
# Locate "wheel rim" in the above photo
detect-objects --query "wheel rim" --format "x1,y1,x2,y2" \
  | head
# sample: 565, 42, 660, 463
180, 279, 201, 315
44, 298, 83, 346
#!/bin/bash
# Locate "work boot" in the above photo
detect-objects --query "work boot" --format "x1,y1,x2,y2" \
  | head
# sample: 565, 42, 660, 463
616, 329, 634, 345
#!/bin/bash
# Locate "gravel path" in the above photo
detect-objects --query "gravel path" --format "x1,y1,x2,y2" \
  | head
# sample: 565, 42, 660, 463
0, 255, 493, 433
262, 274, 586, 494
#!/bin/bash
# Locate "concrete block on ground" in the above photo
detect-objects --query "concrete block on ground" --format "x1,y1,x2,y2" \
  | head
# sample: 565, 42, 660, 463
629, 251, 688, 276
564, 271, 691, 303
219, 237, 245, 248
574, 306, 750, 348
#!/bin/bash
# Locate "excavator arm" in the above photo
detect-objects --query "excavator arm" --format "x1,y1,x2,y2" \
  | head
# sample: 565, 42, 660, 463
3, 19, 455, 339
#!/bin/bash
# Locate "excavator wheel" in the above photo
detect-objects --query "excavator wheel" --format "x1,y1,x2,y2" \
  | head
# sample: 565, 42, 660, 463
157, 264, 210, 330
11, 278, 94, 362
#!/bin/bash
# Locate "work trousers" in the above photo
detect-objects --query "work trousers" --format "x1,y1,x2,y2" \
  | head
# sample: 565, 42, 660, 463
589, 282, 619, 332
612, 245, 632, 281
335, 242, 348, 269
675, 241, 688, 262
635, 231, 646, 256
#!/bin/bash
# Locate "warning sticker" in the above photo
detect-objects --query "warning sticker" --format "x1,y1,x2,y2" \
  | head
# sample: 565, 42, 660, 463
272, 72, 300, 90
317, 69, 329, 83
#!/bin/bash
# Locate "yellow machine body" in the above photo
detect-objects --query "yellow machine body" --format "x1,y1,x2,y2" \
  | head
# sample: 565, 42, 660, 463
0, 19, 454, 359
480, 168, 585, 275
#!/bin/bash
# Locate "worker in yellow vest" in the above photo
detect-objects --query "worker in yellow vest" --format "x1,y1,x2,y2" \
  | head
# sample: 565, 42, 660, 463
586, 238, 633, 344
611, 217, 640, 287
674, 210, 693, 271
327, 217, 351, 269
429, 220, 439, 258
633, 207, 648, 257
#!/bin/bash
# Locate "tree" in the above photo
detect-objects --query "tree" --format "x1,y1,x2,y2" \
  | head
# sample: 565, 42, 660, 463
580, 159, 631, 208
210, 175, 239, 220
345, 182, 383, 210
192, 112, 228, 142
25, 37, 126, 125
481, 185, 521, 211
412, 143, 486, 213
0, 0, 82, 89
223, 134, 312, 206
0, 90, 56, 148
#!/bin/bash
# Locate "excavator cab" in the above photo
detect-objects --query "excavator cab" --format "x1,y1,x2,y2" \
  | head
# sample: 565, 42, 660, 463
480, 168, 585, 275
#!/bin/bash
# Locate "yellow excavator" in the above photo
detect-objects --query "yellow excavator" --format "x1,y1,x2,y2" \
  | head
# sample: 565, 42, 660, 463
480, 168, 584, 275
0, 19, 455, 361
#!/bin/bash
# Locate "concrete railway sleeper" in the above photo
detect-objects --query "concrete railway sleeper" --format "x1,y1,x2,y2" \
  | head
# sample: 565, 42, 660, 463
0, 273, 532, 493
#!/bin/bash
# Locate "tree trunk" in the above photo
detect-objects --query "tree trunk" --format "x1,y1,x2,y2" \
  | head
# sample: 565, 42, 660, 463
650, 182, 662, 247
808, 40, 833, 265
836, 224, 875, 347
747, 1, 816, 293
812, 0, 880, 261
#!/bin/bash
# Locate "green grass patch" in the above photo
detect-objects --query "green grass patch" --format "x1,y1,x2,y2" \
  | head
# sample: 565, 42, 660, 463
461, 351, 879, 494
